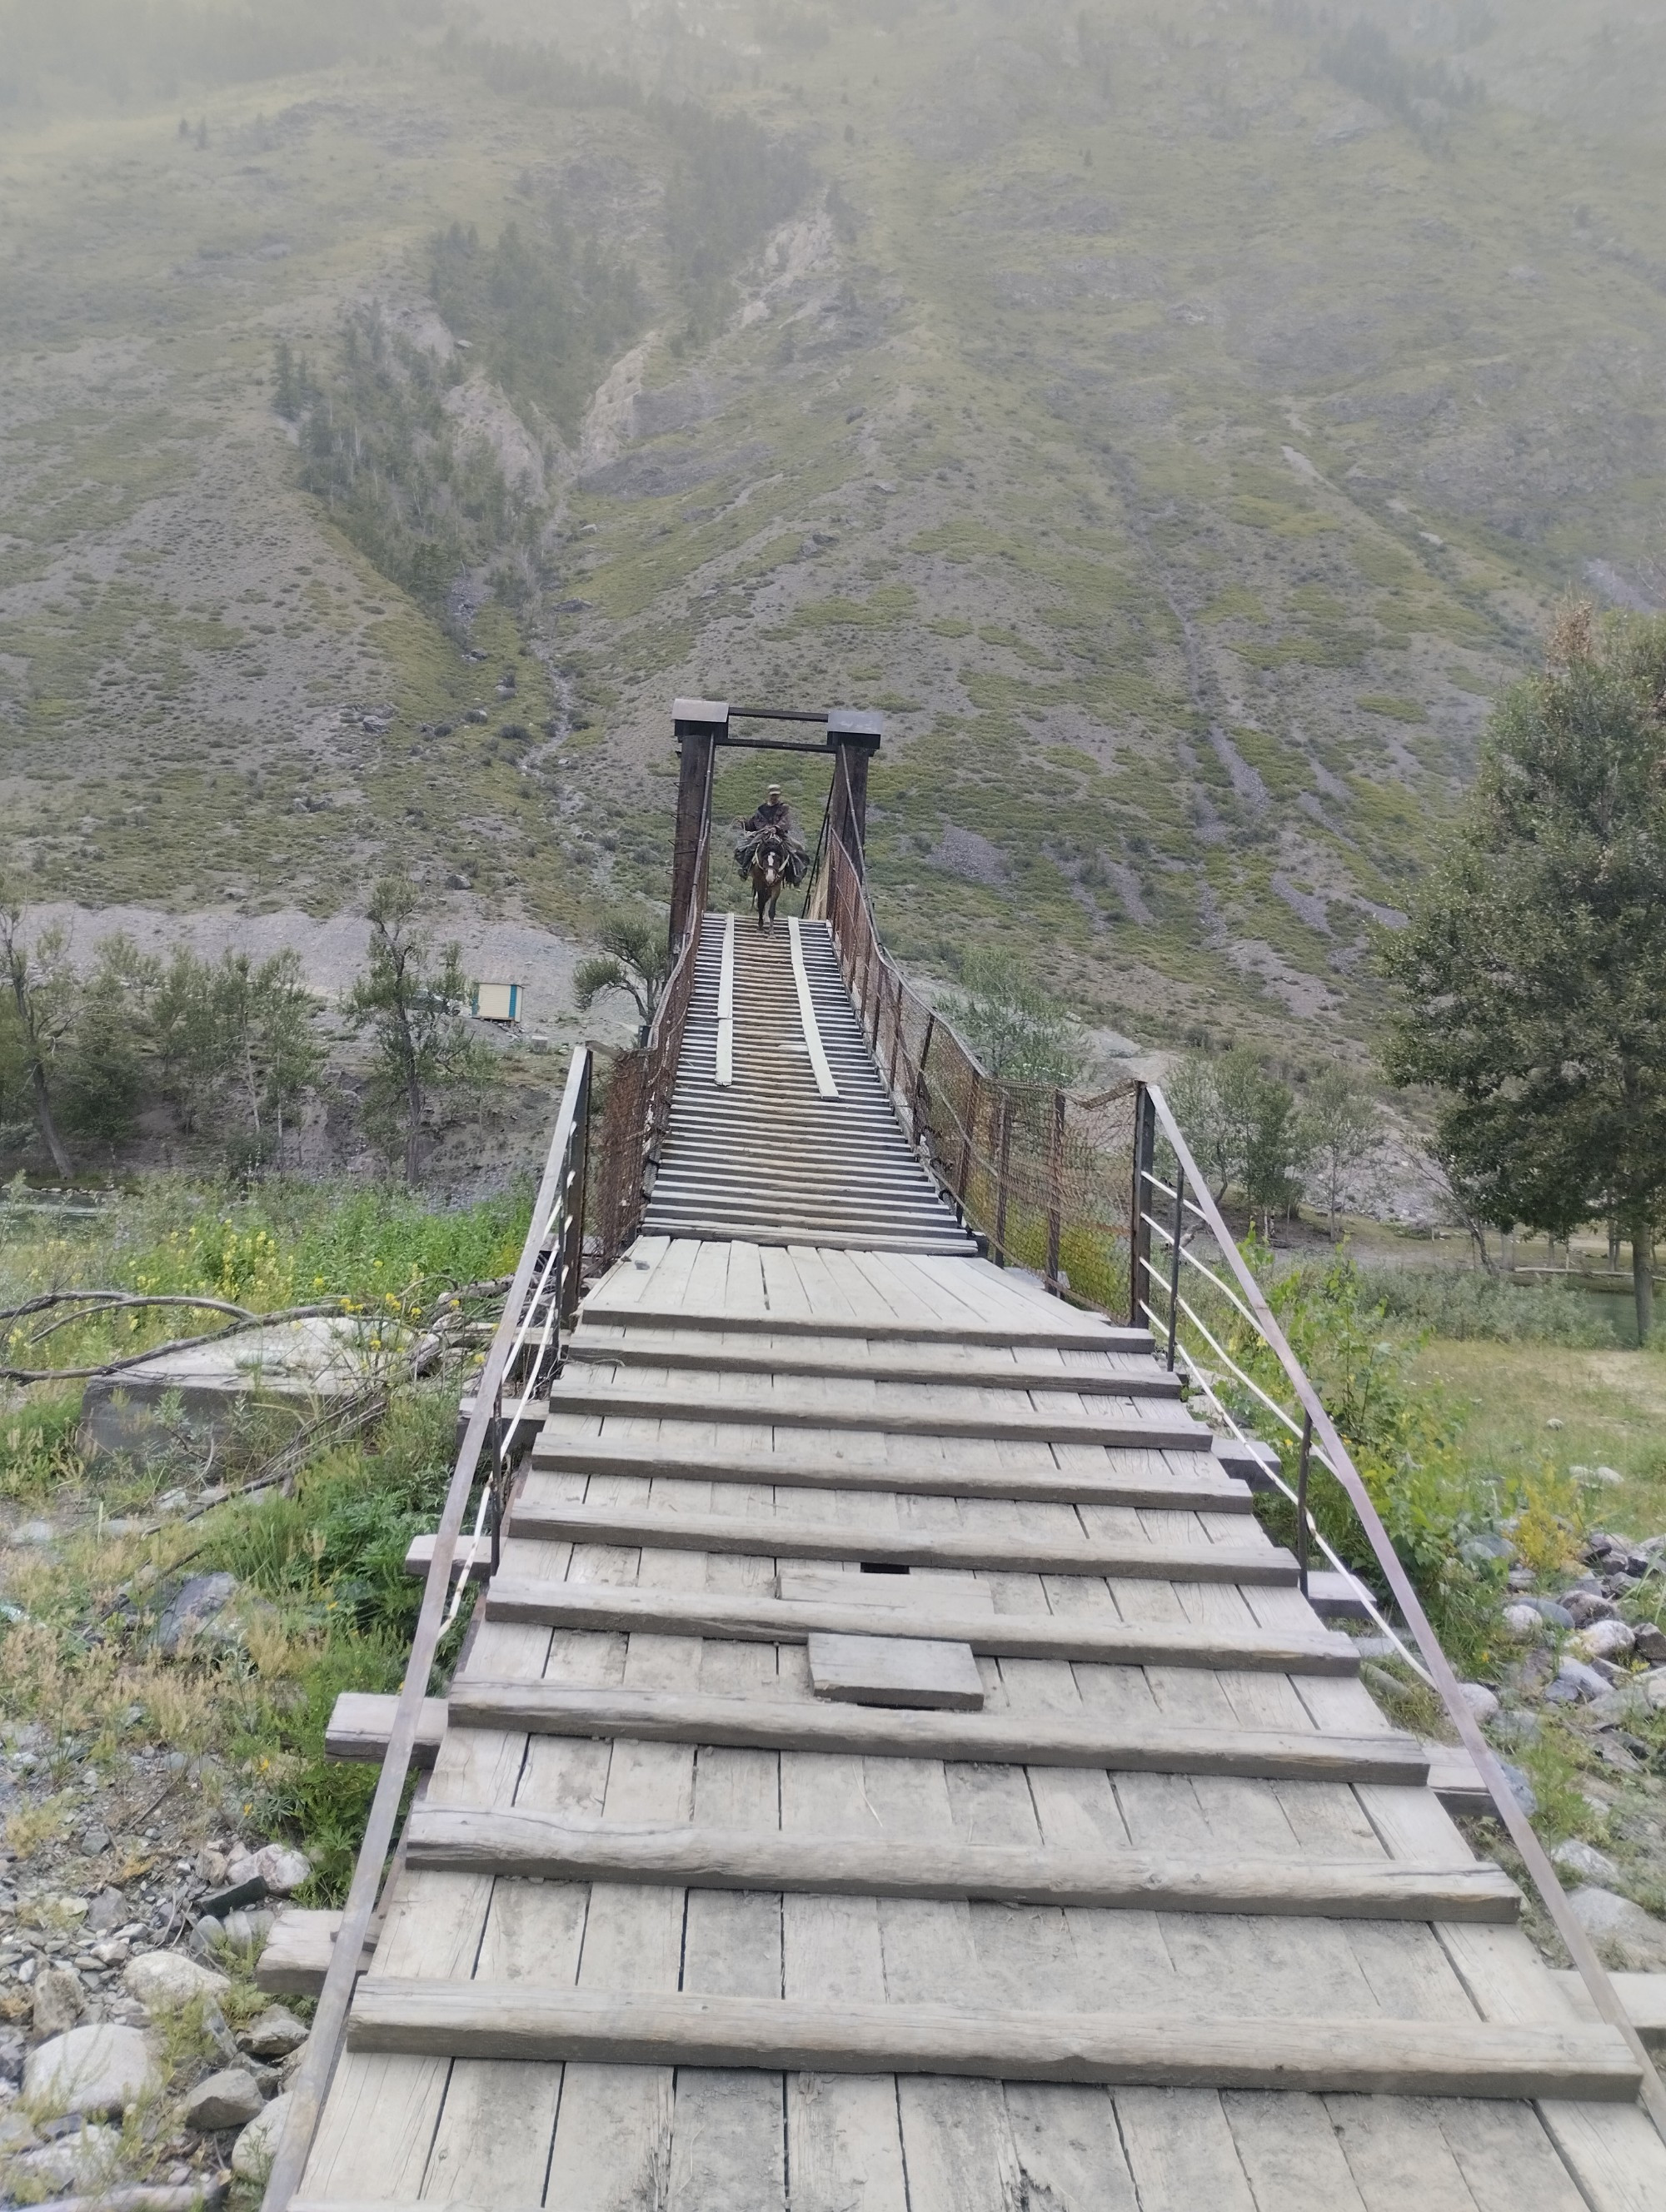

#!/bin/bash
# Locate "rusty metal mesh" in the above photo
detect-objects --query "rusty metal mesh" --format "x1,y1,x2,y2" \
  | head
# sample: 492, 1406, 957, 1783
821, 835, 1139, 1313
588, 772, 711, 1273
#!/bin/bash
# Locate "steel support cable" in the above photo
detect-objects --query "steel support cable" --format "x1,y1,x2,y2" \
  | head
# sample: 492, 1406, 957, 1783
260, 1050, 594, 2211
1139, 1208, 1264, 1336
1143, 1168, 1214, 1229
1143, 1082, 1666, 2145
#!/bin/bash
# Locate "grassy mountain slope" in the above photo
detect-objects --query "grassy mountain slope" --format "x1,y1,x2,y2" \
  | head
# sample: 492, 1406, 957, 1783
2, 0, 1664, 1062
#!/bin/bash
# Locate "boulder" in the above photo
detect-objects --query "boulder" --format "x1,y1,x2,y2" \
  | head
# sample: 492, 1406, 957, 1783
1502, 1603, 1544, 1642
1529, 1597, 1576, 1631
1567, 1886, 1666, 1970
1456, 1681, 1500, 1724
239, 2006, 308, 2060
1497, 1760, 1537, 1814
123, 1950, 230, 2010
232, 2090, 292, 2183
32, 1963, 87, 2037
255, 1844, 312, 1896
156, 1572, 237, 1656
1566, 1590, 1618, 1627
1635, 1624, 1666, 1665
1574, 1618, 1634, 1662
22, 2022, 160, 2115
1552, 1838, 1620, 1885
1545, 1657, 1609, 1703
182, 2065, 266, 2131
84, 1885, 127, 1933
1489, 1708, 1542, 1750
6, 2120, 120, 2194
1641, 1667, 1666, 1711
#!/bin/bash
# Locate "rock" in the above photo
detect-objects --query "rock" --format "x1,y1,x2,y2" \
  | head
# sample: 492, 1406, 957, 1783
278, 2039, 310, 2090
1567, 1886, 1666, 1970
255, 1844, 311, 1896
22, 2022, 160, 2115
84, 1886, 126, 1933
1641, 1667, 1666, 1710
1545, 1657, 1611, 1703
123, 1950, 230, 2010
1503, 1603, 1544, 1642
1545, 1417, 1564, 1430
78, 1824, 112, 1856
12, 1518, 56, 1544
32, 1964, 87, 2037
239, 2006, 308, 2060
0, 2025, 25, 2084
445, 869, 474, 889
155, 1572, 237, 1655
225, 1852, 262, 1888
1566, 1591, 1619, 1627
1635, 1624, 1666, 1664
1553, 1838, 1621, 1884
190, 1915, 227, 1960
183, 2065, 266, 2131
7, 2120, 120, 2193
1489, 1707, 1542, 1750
1529, 1597, 1576, 1631
232, 2090, 292, 2182
1456, 1681, 1500, 1724
1595, 1466, 1624, 1485
0, 2106, 39, 2153
1497, 1760, 1537, 1814
1574, 1617, 1635, 1662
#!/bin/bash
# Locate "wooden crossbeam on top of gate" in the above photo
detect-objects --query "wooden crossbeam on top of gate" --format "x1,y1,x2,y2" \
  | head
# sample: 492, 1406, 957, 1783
668, 696, 883, 951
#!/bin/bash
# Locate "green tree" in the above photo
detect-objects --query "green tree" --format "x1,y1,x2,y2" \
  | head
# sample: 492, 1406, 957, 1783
1243, 1078, 1312, 1240
574, 913, 674, 1042
59, 934, 158, 1148
940, 951, 1085, 1087
1381, 604, 1666, 1344
1164, 1047, 1267, 1203
0, 894, 75, 1178
1303, 1067, 1380, 1242
211, 949, 324, 1166
344, 879, 491, 1184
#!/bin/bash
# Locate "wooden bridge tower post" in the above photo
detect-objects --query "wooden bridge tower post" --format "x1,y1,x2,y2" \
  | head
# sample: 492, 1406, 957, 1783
826, 707, 883, 879
668, 697, 728, 953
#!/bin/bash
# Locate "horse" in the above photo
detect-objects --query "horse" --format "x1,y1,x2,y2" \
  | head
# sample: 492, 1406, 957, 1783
748, 827, 792, 931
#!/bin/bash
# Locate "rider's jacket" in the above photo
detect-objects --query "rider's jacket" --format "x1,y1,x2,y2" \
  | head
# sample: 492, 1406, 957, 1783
745, 799, 791, 834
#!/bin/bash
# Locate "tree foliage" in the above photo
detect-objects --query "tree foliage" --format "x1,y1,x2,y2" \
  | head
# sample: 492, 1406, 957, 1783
1381, 605, 1666, 1341
940, 952, 1085, 1088
344, 879, 492, 1185
574, 913, 673, 1037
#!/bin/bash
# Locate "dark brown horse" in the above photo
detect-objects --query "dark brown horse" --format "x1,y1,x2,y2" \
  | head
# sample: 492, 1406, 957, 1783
749, 828, 792, 930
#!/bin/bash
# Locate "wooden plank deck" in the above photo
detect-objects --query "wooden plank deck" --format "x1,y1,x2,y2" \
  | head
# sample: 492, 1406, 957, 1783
305, 1239, 1666, 2210
301, 908, 1666, 2208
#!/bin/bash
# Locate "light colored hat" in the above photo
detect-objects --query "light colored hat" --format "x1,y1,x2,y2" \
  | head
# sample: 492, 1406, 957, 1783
767, 782, 782, 795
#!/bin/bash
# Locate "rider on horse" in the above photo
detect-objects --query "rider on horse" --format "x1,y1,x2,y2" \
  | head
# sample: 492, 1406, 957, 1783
735, 784, 808, 886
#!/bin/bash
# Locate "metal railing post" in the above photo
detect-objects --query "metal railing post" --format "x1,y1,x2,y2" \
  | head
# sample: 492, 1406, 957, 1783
1128, 1083, 1155, 1329
1165, 1163, 1185, 1371
1294, 1410, 1312, 1597
1045, 1087, 1065, 1292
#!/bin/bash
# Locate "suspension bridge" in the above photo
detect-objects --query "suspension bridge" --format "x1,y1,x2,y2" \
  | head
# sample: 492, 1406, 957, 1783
264, 702, 1666, 2212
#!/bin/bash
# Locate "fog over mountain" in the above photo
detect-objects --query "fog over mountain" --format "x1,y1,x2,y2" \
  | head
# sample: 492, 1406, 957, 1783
3, 0, 1664, 1058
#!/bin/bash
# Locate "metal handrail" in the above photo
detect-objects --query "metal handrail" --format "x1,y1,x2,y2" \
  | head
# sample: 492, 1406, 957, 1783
1137, 1079, 1666, 2144
260, 1048, 595, 2210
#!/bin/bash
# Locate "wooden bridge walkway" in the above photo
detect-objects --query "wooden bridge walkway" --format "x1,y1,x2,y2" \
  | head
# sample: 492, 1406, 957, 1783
298, 924, 1666, 2211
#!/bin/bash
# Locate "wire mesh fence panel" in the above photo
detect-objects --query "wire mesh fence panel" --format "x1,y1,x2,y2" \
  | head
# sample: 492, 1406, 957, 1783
824, 837, 1137, 1308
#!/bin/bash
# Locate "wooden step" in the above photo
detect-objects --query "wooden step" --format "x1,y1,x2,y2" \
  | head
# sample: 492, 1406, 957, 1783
325, 1691, 448, 1765
526, 1431, 1250, 1508
444, 1680, 1426, 1784
1551, 1970, 1666, 2052
579, 1303, 1152, 1353
345, 1983, 1637, 2100
546, 1379, 1210, 1449
636, 1219, 980, 1254
561, 1336, 1185, 1397
402, 1806, 1521, 1921
480, 1574, 1359, 1673
256, 1907, 377, 1996
506, 1499, 1296, 1582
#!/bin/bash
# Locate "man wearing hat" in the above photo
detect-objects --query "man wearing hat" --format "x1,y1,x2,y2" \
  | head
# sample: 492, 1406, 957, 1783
736, 782, 807, 884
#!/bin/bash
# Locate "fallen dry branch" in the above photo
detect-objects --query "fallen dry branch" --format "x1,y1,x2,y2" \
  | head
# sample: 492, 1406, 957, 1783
0, 1298, 360, 1385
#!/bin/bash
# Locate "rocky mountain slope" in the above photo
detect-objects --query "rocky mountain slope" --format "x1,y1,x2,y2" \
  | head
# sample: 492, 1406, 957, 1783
2, 0, 1664, 1060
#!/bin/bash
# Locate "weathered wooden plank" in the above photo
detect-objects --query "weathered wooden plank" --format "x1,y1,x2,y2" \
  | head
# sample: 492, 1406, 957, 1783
546, 1373, 1210, 1447
807, 1631, 985, 1708
444, 1679, 1429, 1784
346, 1984, 1639, 2099
256, 1909, 375, 1996
506, 1499, 1297, 1582
325, 1692, 446, 1765
777, 1566, 998, 1612
582, 1299, 1144, 1348
527, 1432, 1248, 1507
400, 1810, 1516, 1920
562, 1333, 1184, 1397
1551, 1969, 1666, 2051
481, 1574, 1355, 1672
